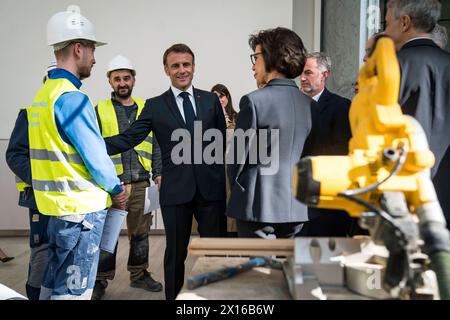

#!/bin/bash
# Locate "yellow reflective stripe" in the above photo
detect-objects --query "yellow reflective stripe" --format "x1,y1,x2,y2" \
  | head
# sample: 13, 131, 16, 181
32, 179, 99, 192
30, 149, 83, 164
15, 176, 30, 186
15, 176, 31, 192
145, 136, 153, 144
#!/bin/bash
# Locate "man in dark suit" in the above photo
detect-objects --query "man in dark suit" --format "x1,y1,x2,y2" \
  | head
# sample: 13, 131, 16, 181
384, 0, 450, 228
104, 44, 227, 300
299, 52, 358, 236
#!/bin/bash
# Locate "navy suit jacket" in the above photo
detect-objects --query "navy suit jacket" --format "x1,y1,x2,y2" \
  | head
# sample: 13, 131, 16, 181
302, 88, 352, 221
105, 87, 227, 206
302, 88, 351, 156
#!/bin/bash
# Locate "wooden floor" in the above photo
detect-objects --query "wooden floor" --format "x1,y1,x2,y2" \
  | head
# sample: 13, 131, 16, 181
0, 235, 197, 300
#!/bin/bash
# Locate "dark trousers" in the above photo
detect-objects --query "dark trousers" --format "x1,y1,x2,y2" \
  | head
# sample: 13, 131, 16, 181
161, 190, 226, 300
96, 234, 149, 284
27, 208, 50, 299
29, 208, 50, 248
300, 208, 368, 237
97, 181, 151, 283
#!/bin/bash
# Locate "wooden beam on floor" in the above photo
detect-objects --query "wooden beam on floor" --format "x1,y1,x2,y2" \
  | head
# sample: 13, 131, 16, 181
188, 238, 294, 257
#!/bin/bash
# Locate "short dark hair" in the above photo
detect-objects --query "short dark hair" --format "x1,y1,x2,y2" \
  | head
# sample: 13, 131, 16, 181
387, 0, 441, 33
163, 43, 195, 66
249, 27, 307, 78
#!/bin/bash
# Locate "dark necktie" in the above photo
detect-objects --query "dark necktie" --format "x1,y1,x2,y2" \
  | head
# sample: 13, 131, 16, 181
179, 91, 196, 135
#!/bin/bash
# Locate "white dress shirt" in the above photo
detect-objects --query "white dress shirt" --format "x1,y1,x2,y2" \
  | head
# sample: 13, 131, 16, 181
170, 85, 197, 123
404, 36, 432, 46
312, 88, 325, 102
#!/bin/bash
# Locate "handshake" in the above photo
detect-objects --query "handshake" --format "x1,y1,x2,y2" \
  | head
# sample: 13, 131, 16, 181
111, 184, 128, 210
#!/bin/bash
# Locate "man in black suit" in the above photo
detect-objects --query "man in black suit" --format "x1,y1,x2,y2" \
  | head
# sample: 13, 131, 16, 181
384, 0, 450, 228
299, 52, 358, 236
104, 44, 227, 300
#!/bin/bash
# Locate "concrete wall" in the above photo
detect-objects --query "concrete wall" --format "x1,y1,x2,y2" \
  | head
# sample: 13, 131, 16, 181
322, 0, 361, 99
0, 0, 295, 231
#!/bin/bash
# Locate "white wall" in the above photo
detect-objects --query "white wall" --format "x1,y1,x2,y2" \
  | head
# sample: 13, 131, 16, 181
0, 0, 295, 231
0, 142, 29, 231
0, 0, 294, 138
292, 0, 321, 52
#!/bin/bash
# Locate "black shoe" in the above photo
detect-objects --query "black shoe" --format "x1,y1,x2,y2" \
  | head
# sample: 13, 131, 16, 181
91, 280, 106, 300
130, 271, 163, 292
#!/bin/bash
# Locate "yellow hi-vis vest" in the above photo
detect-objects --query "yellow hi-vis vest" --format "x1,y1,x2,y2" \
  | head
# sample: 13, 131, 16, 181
16, 176, 30, 192
15, 107, 31, 192
97, 98, 153, 175
27, 78, 111, 216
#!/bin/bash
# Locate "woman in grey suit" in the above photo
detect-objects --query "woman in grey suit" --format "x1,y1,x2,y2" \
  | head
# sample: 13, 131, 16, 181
227, 27, 317, 238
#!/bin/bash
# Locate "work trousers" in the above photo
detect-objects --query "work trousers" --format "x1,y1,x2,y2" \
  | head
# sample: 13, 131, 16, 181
96, 180, 152, 284
40, 209, 107, 300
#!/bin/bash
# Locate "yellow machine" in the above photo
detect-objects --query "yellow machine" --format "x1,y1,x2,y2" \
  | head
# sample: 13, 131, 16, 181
295, 36, 450, 299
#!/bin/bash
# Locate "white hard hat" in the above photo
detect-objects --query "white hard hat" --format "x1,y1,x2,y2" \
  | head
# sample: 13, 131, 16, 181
107, 55, 136, 77
47, 5, 106, 50
43, 60, 58, 83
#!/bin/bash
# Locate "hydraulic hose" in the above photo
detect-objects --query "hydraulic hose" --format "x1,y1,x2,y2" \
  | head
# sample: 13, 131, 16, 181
417, 203, 450, 300
429, 251, 450, 300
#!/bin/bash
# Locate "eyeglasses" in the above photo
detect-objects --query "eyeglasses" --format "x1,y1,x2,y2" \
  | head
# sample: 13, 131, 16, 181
250, 52, 263, 65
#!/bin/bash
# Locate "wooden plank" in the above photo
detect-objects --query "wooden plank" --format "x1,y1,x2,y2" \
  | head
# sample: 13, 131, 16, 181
188, 249, 293, 257
188, 238, 294, 256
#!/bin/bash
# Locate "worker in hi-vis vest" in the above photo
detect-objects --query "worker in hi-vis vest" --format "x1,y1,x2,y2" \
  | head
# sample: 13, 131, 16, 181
28, 5, 127, 300
5, 62, 57, 300
92, 55, 163, 300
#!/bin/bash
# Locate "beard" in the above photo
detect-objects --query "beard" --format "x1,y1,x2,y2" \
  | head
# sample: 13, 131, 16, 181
115, 86, 132, 99
78, 57, 94, 80
300, 83, 314, 95
78, 65, 92, 80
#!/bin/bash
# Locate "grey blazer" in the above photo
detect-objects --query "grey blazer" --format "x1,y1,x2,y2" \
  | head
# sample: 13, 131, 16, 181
226, 78, 316, 223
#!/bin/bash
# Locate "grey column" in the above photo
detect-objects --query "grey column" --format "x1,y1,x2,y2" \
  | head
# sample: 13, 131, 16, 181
322, 0, 361, 100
